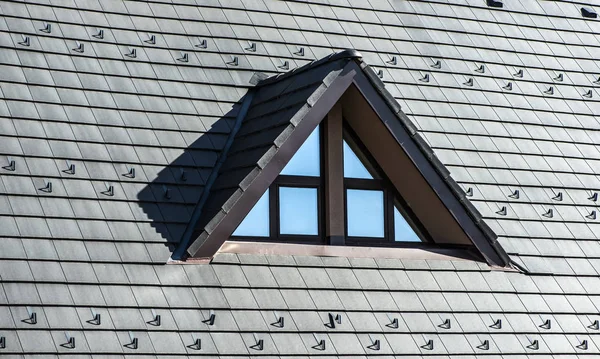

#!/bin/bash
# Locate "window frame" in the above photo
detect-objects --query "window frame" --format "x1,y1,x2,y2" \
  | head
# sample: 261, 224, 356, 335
342, 128, 431, 245
231, 116, 432, 247
270, 175, 325, 243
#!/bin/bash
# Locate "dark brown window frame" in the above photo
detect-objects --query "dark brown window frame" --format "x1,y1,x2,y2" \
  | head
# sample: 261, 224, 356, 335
342, 126, 432, 246
231, 109, 432, 247
270, 175, 325, 244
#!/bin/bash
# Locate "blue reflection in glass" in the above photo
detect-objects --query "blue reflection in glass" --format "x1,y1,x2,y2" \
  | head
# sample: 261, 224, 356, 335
343, 140, 373, 179
281, 125, 320, 177
279, 187, 318, 235
232, 189, 269, 237
394, 206, 421, 242
346, 189, 384, 237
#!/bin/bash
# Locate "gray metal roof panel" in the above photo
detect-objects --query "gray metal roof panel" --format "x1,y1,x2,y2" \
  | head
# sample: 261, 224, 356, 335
280, 289, 316, 310
308, 290, 343, 310
418, 292, 452, 312
364, 291, 398, 311
443, 292, 478, 312
3, 0, 600, 356
242, 265, 278, 287
210, 333, 249, 355
336, 290, 371, 310
270, 266, 307, 288
252, 288, 288, 309
37, 283, 73, 305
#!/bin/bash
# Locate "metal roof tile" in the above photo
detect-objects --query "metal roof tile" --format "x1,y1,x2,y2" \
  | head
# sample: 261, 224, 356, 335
29, 261, 65, 282
36, 283, 73, 305
380, 270, 414, 290
213, 264, 250, 287
68, 284, 105, 307
252, 288, 287, 309
271, 332, 309, 354
402, 313, 436, 332
280, 289, 315, 310
421, 290, 457, 313
242, 266, 278, 287
298, 268, 335, 288
336, 290, 371, 310
352, 269, 388, 290
363, 291, 398, 311
17, 330, 56, 353
270, 266, 307, 288
328, 333, 365, 355
222, 288, 259, 309
100, 285, 138, 307
61, 262, 97, 283
210, 333, 249, 355
432, 271, 466, 291
406, 271, 440, 291
468, 293, 502, 312
443, 292, 478, 312
325, 268, 361, 289
308, 290, 342, 311
162, 286, 199, 307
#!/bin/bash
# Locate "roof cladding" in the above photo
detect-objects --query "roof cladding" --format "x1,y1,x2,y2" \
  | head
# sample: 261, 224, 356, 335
1, 0, 600, 356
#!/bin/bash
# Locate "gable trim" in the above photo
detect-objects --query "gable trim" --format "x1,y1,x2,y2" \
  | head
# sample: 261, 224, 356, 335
346, 61, 510, 267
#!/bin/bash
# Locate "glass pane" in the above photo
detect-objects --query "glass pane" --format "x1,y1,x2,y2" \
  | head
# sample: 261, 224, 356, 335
346, 189, 384, 237
343, 140, 373, 179
279, 187, 318, 235
394, 206, 421, 242
281, 125, 320, 177
279, 187, 319, 236
232, 189, 269, 237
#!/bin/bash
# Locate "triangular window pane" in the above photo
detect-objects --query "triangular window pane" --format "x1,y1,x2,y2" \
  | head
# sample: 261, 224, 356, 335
394, 206, 421, 242
343, 139, 373, 179
232, 189, 269, 237
281, 125, 320, 177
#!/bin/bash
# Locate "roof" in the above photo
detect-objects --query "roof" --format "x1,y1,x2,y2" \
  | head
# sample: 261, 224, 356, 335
1, 0, 600, 356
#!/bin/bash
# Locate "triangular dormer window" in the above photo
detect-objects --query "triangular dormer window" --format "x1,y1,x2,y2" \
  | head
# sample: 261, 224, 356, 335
181, 50, 509, 267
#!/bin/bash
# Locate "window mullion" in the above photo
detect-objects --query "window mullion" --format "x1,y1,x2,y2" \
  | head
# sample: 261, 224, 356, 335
269, 184, 278, 238
386, 190, 395, 242
324, 102, 345, 245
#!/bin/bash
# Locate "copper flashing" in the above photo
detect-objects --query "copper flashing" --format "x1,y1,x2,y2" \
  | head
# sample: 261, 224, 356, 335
219, 240, 479, 262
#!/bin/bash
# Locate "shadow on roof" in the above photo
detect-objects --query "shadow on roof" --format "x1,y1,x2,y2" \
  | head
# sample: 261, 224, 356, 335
135, 96, 247, 257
